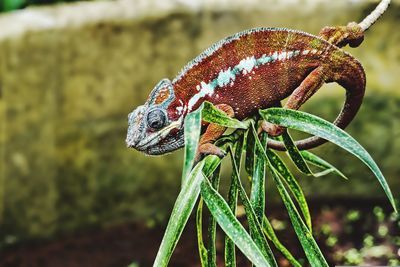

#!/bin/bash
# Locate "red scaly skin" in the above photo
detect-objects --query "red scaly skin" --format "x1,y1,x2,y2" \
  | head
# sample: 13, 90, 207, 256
173, 28, 364, 120
126, 26, 365, 156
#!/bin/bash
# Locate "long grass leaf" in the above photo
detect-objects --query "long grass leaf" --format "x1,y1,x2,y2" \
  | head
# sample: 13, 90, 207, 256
245, 128, 256, 176
196, 199, 209, 267
248, 131, 300, 266
229, 148, 278, 267
224, 176, 237, 267
153, 161, 206, 267
201, 176, 272, 267
300, 150, 348, 179
262, 216, 302, 267
202, 101, 250, 129
266, 149, 312, 231
206, 166, 221, 267
251, 124, 312, 230
260, 108, 397, 212
266, 159, 328, 266
250, 126, 328, 266
224, 137, 245, 266
182, 107, 202, 184
250, 131, 267, 223
280, 132, 312, 175
183, 101, 239, 184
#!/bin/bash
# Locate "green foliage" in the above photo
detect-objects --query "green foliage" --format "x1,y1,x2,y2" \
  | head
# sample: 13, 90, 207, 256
264, 148, 312, 230
0, 0, 97, 12
152, 102, 396, 266
0, 0, 25, 11
317, 206, 400, 265
1, 5, 399, 246
202, 172, 273, 267
300, 150, 348, 179
260, 108, 396, 212
153, 159, 207, 267
279, 132, 312, 175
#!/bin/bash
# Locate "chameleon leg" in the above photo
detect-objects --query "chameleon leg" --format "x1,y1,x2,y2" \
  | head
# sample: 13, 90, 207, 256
319, 22, 364, 48
197, 104, 234, 159
262, 22, 365, 150
262, 66, 325, 137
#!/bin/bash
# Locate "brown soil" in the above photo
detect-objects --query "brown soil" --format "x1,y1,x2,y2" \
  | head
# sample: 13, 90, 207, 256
0, 198, 396, 267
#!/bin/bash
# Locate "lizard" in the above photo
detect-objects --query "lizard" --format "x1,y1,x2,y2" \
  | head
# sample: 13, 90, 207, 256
126, 0, 390, 157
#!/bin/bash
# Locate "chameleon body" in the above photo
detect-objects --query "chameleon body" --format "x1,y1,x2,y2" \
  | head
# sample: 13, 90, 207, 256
126, 27, 365, 155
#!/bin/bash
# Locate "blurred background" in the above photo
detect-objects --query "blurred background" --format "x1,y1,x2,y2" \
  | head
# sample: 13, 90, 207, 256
0, 0, 399, 266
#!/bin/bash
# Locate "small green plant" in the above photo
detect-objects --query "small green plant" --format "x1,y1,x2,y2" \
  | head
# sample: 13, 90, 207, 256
151, 102, 396, 267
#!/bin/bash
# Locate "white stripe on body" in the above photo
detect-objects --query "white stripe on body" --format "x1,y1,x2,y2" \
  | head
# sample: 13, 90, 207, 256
187, 49, 320, 111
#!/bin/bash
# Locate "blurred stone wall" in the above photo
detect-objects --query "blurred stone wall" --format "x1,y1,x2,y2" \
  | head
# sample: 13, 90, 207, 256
0, 0, 399, 244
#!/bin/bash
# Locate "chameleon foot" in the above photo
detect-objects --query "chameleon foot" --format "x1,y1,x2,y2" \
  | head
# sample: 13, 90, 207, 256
260, 120, 286, 137
196, 143, 226, 161
319, 21, 364, 48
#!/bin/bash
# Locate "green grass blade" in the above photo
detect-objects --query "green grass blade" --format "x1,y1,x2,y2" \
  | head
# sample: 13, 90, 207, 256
224, 137, 245, 267
196, 199, 209, 267
300, 150, 348, 179
266, 149, 312, 231
153, 161, 206, 267
248, 130, 300, 266
245, 127, 256, 176
280, 132, 312, 175
202, 101, 250, 129
266, 159, 329, 266
250, 126, 328, 265
201, 176, 272, 267
198, 156, 224, 267
229, 148, 278, 267
203, 155, 223, 178
260, 108, 397, 212
250, 131, 268, 223
262, 216, 302, 267
182, 107, 202, 184
182, 101, 232, 185
206, 167, 221, 267
251, 124, 312, 230
224, 178, 238, 267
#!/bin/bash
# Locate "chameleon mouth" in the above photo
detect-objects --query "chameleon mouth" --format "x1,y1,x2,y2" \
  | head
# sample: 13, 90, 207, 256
135, 119, 182, 150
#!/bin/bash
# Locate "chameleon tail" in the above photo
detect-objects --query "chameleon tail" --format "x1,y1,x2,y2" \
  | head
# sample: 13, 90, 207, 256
359, 0, 391, 31
268, 55, 366, 151
299, 58, 366, 150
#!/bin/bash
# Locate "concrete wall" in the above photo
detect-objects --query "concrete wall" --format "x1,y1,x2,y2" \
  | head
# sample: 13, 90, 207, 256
0, 0, 399, 244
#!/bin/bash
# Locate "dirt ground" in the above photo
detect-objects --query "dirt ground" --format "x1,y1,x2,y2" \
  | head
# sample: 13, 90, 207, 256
0, 198, 398, 267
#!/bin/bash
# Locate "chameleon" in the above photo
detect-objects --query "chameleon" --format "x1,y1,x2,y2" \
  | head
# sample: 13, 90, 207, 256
126, 0, 390, 157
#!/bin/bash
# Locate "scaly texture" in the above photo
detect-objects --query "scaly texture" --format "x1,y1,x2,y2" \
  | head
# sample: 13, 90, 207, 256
127, 27, 365, 154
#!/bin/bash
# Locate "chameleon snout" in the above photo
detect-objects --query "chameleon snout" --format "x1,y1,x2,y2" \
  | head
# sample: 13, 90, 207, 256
125, 125, 141, 148
126, 105, 146, 148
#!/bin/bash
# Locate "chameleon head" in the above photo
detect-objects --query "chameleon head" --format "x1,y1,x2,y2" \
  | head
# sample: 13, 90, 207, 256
126, 78, 185, 155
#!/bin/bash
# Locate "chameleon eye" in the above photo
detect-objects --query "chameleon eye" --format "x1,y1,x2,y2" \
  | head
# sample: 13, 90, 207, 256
146, 109, 167, 130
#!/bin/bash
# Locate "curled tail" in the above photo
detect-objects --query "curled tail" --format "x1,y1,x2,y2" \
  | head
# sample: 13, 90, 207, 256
268, 53, 366, 151
297, 56, 366, 150
268, 1, 385, 151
